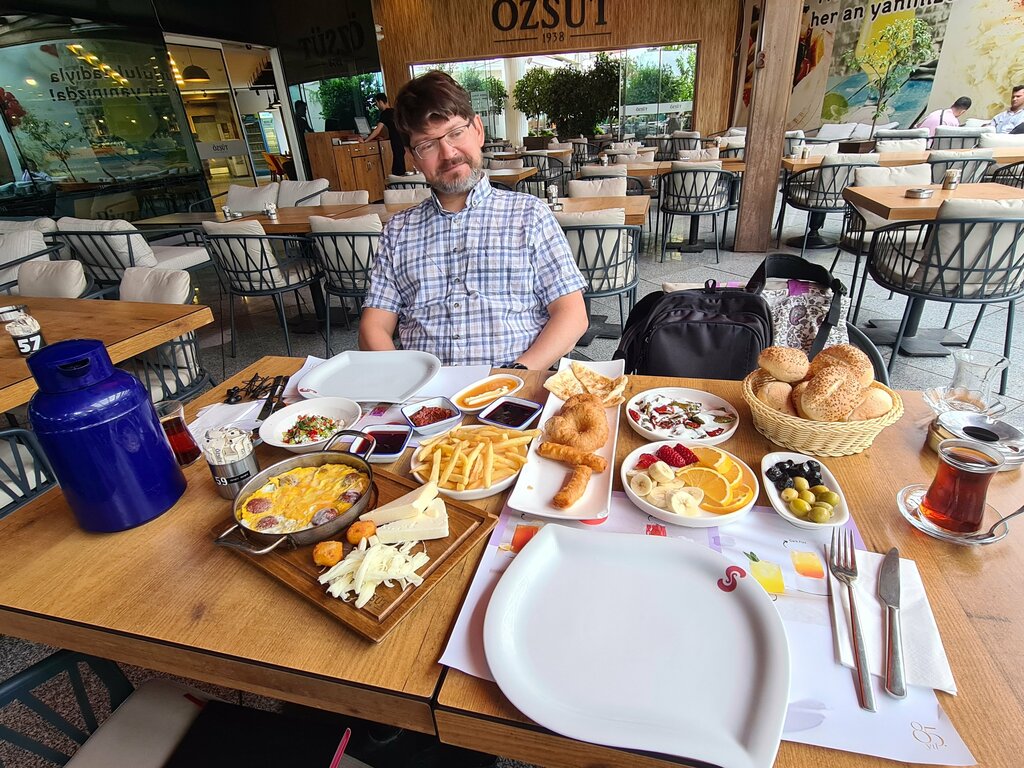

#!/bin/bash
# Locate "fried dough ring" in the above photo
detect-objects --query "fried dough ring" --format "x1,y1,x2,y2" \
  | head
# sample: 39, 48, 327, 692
563, 393, 604, 410
553, 464, 593, 509
537, 441, 608, 473
545, 402, 609, 452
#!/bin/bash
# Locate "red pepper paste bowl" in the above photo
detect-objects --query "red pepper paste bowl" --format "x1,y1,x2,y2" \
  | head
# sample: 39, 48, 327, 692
401, 396, 463, 436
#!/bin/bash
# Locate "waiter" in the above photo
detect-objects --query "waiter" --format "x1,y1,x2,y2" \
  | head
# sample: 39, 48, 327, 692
362, 92, 407, 175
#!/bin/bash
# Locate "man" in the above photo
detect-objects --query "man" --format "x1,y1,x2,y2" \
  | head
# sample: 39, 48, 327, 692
359, 71, 589, 369
991, 85, 1024, 134
665, 112, 682, 134
916, 96, 972, 137
362, 93, 406, 176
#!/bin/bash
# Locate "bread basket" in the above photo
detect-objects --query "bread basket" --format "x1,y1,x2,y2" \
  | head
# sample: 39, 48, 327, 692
742, 370, 904, 456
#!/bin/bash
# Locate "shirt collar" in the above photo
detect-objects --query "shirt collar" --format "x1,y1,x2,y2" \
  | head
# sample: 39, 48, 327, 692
430, 173, 493, 215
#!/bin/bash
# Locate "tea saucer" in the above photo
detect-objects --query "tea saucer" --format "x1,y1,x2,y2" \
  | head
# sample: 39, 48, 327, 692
897, 485, 1008, 546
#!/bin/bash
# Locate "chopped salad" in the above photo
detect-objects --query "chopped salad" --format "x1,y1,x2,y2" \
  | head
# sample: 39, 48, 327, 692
628, 393, 737, 439
282, 414, 343, 445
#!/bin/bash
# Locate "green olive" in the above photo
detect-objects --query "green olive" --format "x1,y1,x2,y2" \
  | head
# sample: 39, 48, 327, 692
820, 491, 841, 508
812, 501, 834, 515
780, 487, 799, 502
809, 506, 832, 524
793, 476, 810, 492
798, 489, 816, 505
789, 499, 812, 517
810, 485, 830, 498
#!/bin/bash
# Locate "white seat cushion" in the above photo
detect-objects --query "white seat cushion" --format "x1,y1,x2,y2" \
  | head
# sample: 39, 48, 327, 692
309, 213, 383, 233
202, 219, 288, 289
671, 160, 723, 171
677, 147, 719, 161
725, 127, 746, 136
930, 198, 1024, 296
387, 173, 426, 184
568, 178, 628, 198
321, 190, 369, 205
277, 179, 329, 207
580, 165, 626, 177
979, 133, 1024, 148
554, 208, 632, 291
822, 153, 880, 165
852, 163, 932, 230
805, 142, 840, 157
548, 141, 573, 150
150, 245, 210, 271
0, 217, 57, 234
612, 153, 638, 164
17, 260, 87, 298
874, 128, 928, 140
56, 217, 157, 271
488, 158, 524, 169
815, 123, 857, 141
309, 215, 381, 291
225, 182, 278, 211
120, 266, 192, 303
384, 188, 431, 204
0, 230, 48, 285
875, 138, 928, 153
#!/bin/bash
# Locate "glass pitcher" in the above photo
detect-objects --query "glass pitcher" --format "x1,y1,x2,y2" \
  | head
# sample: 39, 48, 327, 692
941, 349, 1007, 414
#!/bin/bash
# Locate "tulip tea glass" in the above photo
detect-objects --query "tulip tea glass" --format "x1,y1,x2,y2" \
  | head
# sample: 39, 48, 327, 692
944, 349, 1007, 413
921, 439, 1004, 534
155, 400, 202, 467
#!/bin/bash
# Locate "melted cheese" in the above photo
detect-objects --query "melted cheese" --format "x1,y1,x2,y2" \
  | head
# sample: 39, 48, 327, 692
239, 464, 369, 534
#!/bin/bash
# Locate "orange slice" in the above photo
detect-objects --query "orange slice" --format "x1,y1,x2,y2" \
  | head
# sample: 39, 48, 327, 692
702, 483, 754, 514
721, 460, 744, 487
690, 446, 734, 474
675, 466, 731, 506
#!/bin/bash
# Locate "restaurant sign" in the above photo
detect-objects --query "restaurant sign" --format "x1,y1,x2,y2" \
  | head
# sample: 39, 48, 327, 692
490, 0, 609, 44
622, 101, 693, 116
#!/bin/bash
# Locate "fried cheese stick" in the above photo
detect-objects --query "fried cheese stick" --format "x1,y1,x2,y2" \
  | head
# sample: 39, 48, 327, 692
552, 464, 593, 509
537, 441, 608, 473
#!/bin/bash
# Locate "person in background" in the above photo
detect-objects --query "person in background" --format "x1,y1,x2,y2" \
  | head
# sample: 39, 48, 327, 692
362, 93, 407, 176
293, 100, 313, 134
359, 71, 589, 369
916, 96, 972, 137
665, 112, 682, 134
991, 85, 1024, 134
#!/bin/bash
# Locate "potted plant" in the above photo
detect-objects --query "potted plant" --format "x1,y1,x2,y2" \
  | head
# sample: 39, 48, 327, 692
544, 54, 620, 140
513, 67, 552, 148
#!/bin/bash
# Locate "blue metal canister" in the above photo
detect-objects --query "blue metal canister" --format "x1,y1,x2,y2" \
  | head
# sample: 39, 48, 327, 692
27, 339, 186, 532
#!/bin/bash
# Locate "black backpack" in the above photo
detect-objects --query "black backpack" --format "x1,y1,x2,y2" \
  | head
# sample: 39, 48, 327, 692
613, 279, 773, 380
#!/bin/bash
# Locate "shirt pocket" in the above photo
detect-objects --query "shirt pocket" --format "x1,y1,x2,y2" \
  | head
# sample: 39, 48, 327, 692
465, 244, 534, 308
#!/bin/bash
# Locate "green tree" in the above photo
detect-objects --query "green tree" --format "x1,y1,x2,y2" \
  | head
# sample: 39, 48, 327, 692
454, 69, 508, 114
316, 73, 382, 130
625, 63, 680, 105
512, 66, 552, 126
17, 113, 82, 181
544, 54, 621, 138
674, 48, 696, 101
842, 18, 934, 134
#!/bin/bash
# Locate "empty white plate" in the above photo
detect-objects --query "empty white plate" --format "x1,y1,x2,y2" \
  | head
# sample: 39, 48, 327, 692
296, 350, 441, 403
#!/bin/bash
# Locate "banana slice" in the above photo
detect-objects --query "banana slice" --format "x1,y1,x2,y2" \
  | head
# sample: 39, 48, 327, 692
669, 489, 701, 516
646, 486, 670, 509
629, 472, 654, 497
680, 486, 704, 504
648, 460, 675, 484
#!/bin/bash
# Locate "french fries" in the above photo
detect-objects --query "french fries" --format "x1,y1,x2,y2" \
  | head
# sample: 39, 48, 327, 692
411, 426, 540, 493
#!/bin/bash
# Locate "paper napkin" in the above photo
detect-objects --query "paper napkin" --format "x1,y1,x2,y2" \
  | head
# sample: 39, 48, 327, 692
828, 549, 957, 694
188, 400, 266, 439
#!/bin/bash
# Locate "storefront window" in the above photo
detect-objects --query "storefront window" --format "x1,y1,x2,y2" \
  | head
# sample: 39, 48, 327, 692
411, 60, 508, 140
290, 71, 384, 134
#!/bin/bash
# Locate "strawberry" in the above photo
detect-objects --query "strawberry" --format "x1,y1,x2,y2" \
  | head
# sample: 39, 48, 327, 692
655, 445, 688, 467
673, 444, 700, 466
634, 453, 659, 469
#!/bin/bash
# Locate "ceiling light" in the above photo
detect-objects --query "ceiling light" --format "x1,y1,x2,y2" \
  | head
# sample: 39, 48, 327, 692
25, 78, 36, 86
182, 64, 210, 83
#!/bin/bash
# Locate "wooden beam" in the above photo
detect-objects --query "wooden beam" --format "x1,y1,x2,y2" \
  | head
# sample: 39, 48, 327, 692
734, 0, 803, 252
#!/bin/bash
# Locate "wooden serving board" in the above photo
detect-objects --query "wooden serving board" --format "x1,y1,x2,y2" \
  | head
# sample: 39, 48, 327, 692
211, 469, 496, 642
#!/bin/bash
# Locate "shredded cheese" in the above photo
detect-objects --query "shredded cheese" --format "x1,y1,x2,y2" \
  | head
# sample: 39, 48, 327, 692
318, 535, 430, 609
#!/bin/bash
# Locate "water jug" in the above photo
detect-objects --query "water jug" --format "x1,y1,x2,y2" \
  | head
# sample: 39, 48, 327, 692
27, 339, 186, 532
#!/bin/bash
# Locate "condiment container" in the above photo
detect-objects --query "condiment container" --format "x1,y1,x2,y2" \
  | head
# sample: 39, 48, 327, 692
0, 304, 44, 355
905, 188, 934, 199
27, 339, 186, 532
203, 426, 259, 498
800, 145, 810, 159
942, 169, 961, 190
351, 425, 412, 463
477, 396, 543, 430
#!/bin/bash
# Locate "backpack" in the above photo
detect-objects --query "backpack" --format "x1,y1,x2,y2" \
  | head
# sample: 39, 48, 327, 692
614, 279, 773, 380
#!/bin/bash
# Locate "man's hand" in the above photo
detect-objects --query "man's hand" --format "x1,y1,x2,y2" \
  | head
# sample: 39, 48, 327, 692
358, 308, 399, 352
515, 291, 589, 370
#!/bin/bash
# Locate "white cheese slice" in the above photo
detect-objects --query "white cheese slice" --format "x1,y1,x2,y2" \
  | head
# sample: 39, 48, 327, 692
359, 482, 437, 525
375, 498, 449, 545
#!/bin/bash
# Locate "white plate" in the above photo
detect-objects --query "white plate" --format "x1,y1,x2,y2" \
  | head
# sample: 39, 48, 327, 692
506, 358, 623, 521
296, 350, 441, 403
484, 525, 789, 768
625, 387, 739, 445
620, 440, 758, 528
257, 397, 362, 454
410, 425, 530, 501
760, 451, 850, 530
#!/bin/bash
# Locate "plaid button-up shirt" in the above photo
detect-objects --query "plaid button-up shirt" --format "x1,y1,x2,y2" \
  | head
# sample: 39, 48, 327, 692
364, 177, 586, 366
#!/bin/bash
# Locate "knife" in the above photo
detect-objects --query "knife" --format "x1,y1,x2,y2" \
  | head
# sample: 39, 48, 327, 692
878, 547, 907, 698
256, 376, 288, 423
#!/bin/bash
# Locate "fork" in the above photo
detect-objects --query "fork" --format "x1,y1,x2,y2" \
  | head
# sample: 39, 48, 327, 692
829, 528, 876, 712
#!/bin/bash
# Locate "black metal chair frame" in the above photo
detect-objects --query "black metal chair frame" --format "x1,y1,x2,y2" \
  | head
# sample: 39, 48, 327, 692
0, 243, 112, 299
572, 174, 652, 234
644, 135, 674, 161
658, 169, 735, 263
187, 186, 322, 212
203, 233, 322, 357
571, 142, 601, 173
992, 160, 1024, 188
384, 180, 431, 190
856, 217, 1024, 390
780, 163, 868, 258
561, 223, 642, 345
927, 157, 995, 185
48, 227, 208, 286
308, 230, 379, 356
830, 204, 871, 320
929, 132, 983, 151
670, 136, 701, 155
0, 427, 57, 522
518, 156, 570, 197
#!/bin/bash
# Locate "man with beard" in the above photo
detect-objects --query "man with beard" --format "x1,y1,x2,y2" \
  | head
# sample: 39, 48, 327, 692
359, 71, 588, 369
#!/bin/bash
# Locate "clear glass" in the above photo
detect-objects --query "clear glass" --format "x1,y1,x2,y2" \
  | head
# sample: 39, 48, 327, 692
944, 349, 1007, 413
155, 400, 201, 466
921, 439, 1004, 534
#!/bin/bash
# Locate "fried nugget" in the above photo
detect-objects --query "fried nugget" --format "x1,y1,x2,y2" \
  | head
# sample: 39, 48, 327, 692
537, 441, 608, 473
552, 464, 593, 509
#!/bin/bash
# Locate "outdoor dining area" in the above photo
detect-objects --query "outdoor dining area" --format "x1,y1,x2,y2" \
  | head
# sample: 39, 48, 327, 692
2, 0, 1024, 766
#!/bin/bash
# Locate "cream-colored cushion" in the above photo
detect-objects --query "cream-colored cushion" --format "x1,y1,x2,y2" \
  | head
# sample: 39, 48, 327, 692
226, 182, 278, 211
202, 219, 286, 288
580, 165, 626, 177
980, 133, 1024, 148
677, 147, 719, 161
387, 173, 426, 184
928, 198, 1024, 296
277, 178, 329, 207
149, 245, 209, 271
635, 147, 657, 161
672, 131, 702, 140
321, 190, 370, 205
852, 163, 932, 230
554, 208, 627, 227
0, 217, 57, 234
548, 141, 573, 150
568, 178, 628, 198
822, 153, 880, 165
928, 149, 994, 161
17, 260, 87, 298
554, 208, 632, 291
671, 160, 723, 171
56, 217, 157, 275
666, 162, 728, 209
851, 121, 897, 139
790, 155, 878, 209
874, 128, 928, 140
725, 127, 746, 136
309, 213, 383, 233
932, 126, 986, 149
612, 153, 638, 164
488, 158, 524, 169
120, 266, 191, 303
805, 142, 840, 157
0, 230, 48, 286
815, 123, 857, 141
875, 138, 928, 153
384, 188, 431, 204
721, 136, 745, 149
927, 149, 994, 183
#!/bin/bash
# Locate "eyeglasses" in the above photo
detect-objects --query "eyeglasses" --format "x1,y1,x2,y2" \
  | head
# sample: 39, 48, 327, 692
411, 121, 473, 160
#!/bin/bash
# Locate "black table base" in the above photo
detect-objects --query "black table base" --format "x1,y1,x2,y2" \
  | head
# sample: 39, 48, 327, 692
864, 319, 966, 357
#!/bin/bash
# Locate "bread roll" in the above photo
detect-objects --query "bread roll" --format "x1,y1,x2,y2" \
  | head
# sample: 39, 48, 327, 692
800, 366, 862, 422
791, 380, 811, 419
756, 381, 797, 416
808, 344, 874, 389
847, 387, 893, 421
758, 346, 809, 383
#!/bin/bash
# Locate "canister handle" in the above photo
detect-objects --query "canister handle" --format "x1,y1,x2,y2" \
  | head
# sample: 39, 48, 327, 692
213, 522, 288, 555
323, 429, 377, 460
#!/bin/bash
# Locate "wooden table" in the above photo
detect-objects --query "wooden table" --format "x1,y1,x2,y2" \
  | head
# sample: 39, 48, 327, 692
0, 296, 213, 412
1, 359, 1023, 766
134, 211, 232, 228
558, 195, 650, 225
490, 149, 572, 162
484, 167, 538, 186
591, 160, 745, 183
783, 147, 1024, 172
842, 182, 1024, 221
238, 204, 368, 234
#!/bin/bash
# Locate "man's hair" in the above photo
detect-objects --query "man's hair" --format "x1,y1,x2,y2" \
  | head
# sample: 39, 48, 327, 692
394, 71, 474, 146
371, 93, 388, 104
1013, 85, 1024, 94
952, 96, 972, 110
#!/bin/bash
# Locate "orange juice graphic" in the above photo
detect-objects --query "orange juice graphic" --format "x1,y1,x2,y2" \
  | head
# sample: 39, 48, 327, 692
510, 524, 540, 553
790, 550, 825, 579
745, 551, 785, 594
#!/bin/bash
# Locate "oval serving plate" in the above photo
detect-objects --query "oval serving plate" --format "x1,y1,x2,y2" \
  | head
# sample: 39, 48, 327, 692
760, 451, 849, 531
625, 387, 739, 446
620, 440, 758, 528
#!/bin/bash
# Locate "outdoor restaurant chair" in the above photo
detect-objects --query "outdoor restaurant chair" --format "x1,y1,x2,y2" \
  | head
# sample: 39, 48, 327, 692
659, 165, 734, 263
567, 177, 630, 198
14, 259, 104, 300
0, 230, 61, 294
979, 133, 1024, 149
308, 214, 382, 356
874, 128, 928, 141
481, 141, 509, 153
874, 138, 928, 153
670, 131, 702, 154
644, 135, 674, 161
50, 219, 210, 286
780, 155, 879, 256
188, 182, 278, 213
386, 173, 427, 185
202, 221, 322, 358
992, 160, 1024, 188
559, 219, 641, 345
579, 165, 627, 178
277, 179, 330, 207
571, 140, 601, 172
262, 151, 287, 181
384, 179, 431, 190
856, 206, 1024, 390
117, 267, 212, 403
383, 188, 431, 204
320, 190, 370, 205
931, 126, 989, 150
518, 156, 570, 197
0, 427, 56, 521
486, 158, 524, 170
927, 150, 995, 184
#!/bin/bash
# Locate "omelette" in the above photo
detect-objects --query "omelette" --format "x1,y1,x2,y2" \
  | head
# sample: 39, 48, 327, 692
239, 464, 370, 534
